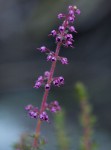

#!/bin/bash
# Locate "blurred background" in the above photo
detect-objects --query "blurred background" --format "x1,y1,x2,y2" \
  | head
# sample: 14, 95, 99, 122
0, 0, 111, 149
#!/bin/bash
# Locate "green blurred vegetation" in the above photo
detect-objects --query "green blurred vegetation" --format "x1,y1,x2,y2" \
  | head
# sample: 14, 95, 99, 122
54, 110, 70, 150
13, 133, 46, 150
75, 82, 97, 150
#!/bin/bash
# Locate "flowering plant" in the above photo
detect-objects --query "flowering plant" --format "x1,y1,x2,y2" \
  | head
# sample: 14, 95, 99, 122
15, 5, 80, 150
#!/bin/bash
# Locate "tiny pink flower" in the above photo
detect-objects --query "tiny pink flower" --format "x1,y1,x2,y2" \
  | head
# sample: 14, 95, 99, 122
25, 104, 33, 111
48, 101, 61, 113
29, 111, 37, 118
68, 6, 73, 10
38, 76, 43, 81
65, 34, 73, 40
58, 13, 64, 19
69, 10, 74, 15
39, 111, 49, 122
75, 9, 81, 15
34, 81, 42, 89
53, 76, 64, 87
69, 26, 76, 32
65, 41, 73, 47
68, 16, 74, 22
51, 56, 56, 62
45, 83, 50, 90
47, 55, 52, 61
28, 107, 39, 119
58, 76, 64, 84
51, 30, 57, 36
38, 46, 47, 52
60, 57, 68, 64
56, 36, 62, 42
59, 26, 65, 32
44, 71, 50, 78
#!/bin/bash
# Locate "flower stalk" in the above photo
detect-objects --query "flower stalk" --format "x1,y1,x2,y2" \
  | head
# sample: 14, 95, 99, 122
25, 5, 80, 149
33, 42, 62, 148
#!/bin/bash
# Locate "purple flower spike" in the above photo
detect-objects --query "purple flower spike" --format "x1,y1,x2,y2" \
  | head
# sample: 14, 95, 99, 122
60, 57, 68, 64
25, 5, 80, 138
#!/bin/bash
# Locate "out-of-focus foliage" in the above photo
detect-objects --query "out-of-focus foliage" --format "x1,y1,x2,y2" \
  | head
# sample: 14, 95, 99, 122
74, 82, 88, 100
75, 82, 97, 150
13, 133, 46, 150
54, 110, 70, 150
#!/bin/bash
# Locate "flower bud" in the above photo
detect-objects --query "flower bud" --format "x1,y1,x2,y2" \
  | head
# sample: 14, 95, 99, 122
45, 84, 50, 90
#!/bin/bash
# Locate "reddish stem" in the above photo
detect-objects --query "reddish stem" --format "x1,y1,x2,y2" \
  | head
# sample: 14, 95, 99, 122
33, 16, 68, 148
33, 42, 62, 148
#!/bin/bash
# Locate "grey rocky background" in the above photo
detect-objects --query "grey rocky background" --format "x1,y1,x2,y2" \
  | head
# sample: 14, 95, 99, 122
0, 0, 111, 149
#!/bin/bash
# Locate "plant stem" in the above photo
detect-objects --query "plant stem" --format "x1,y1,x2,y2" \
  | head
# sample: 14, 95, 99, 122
81, 99, 91, 150
33, 42, 62, 148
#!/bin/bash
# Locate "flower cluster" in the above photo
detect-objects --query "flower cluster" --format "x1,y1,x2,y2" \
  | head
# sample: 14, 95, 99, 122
37, 46, 69, 65
25, 101, 61, 122
47, 101, 61, 113
37, 6, 80, 66
53, 76, 64, 87
34, 71, 50, 89
34, 71, 64, 89
55, 5, 80, 47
